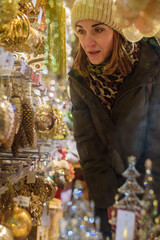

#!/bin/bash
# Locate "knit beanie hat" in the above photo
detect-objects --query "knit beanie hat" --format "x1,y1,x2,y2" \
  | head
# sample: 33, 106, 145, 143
71, 0, 122, 35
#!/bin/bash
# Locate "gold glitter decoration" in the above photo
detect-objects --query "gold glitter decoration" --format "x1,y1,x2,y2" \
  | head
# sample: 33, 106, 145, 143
122, 23, 143, 42
0, 11, 30, 52
44, 0, 66, 79
142, 0, 160, 22
0, 0, 18, 25
0, 99, 15, 145
35, 104, 56, 133
1, 204, 32, 240
22, 97, 35, 148
0, 225, 14, 240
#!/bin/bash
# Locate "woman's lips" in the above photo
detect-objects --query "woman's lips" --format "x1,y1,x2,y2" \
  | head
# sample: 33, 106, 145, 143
88, 51, 100, 56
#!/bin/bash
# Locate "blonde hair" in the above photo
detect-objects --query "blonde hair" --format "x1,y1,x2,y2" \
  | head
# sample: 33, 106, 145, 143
72, 31, 132, 77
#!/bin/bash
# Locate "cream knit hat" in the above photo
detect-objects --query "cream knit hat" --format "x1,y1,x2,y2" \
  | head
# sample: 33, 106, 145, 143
71, 0, 122, 35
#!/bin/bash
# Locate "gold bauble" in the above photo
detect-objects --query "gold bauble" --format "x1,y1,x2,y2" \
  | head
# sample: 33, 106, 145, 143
0, 0, 18, 25
35, 104, 56, 133
122, 24, 143, 42
0, 224, 14, 240
0, 99, 15, 145
1, 205, 32, 240
0, 11, 30, 51
135, 12, 160, 37
113, 1, 139, 28
119, 0, 151, 12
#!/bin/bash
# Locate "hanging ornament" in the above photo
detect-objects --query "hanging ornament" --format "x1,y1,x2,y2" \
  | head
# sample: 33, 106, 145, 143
35, 103, 56, 133
16, 27, 42, 53
0, 11, 30, 52
0, 98, 15, 145
43, 0, 66, 81
119, 0, 151, 12
1, 204, 32, 240
113, 1, 139, 28
0, 224, 14, 240
135, 12, 160, 37
0, 0, 18, 25
122, 24, 143, 42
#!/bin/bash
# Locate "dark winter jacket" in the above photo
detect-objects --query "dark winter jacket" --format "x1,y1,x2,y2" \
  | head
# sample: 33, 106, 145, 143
69, 38, 160, 208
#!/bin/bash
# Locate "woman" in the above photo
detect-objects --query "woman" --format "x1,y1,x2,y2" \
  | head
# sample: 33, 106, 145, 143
69, 0, 160, 238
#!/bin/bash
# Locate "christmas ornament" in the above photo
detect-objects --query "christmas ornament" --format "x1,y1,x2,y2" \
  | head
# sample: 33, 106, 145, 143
0, 0, 18, 25
11, 126, 21, 157
18, 2, 39, 23
118, 0, 151, 12
35, 103, 56, 133
1, 204, 32, 240
142, 0, 160, 21
22, 97, 35, 147
113, 1, 139, 28
10, 95, 22, 134
0, 224, 14, 240
0, 11, 30, 52
122, 24, 143, 42
0, 98, 15, 145
16, 27, 42, 53
44, 0, 66, 80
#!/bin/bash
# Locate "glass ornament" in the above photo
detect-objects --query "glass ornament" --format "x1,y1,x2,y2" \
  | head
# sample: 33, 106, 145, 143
122, 24, 143, 42
35, 103, 56, 133
135, 12, 160, 37
1, 205, 32, 240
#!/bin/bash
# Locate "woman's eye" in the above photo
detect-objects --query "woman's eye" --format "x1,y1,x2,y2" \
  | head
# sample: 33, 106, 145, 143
95, 28, 104, 33
77, 29, 85, 34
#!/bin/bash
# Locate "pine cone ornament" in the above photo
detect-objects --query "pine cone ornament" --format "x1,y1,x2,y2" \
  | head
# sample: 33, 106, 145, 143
10, 95, 22, 134
11, 127, 21, 157
19, 125, 28, 148
22, 98, 35, 147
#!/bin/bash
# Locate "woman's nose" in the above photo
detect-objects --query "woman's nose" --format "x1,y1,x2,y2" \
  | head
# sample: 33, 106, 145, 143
84, 34, 96, 48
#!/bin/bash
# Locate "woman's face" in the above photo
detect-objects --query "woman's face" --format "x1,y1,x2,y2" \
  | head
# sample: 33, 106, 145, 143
76, 19, 114, 65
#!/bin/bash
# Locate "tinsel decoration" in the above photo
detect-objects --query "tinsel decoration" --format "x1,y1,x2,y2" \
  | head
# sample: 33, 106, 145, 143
44, 0, 66, 79
0, 0, 18, 25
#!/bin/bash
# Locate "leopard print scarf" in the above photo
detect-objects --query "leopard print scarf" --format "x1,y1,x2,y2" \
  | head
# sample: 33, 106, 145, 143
85, 41, 140, 110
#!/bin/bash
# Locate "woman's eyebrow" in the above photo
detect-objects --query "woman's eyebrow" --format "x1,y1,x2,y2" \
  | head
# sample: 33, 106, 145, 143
76, 24, 83, 28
